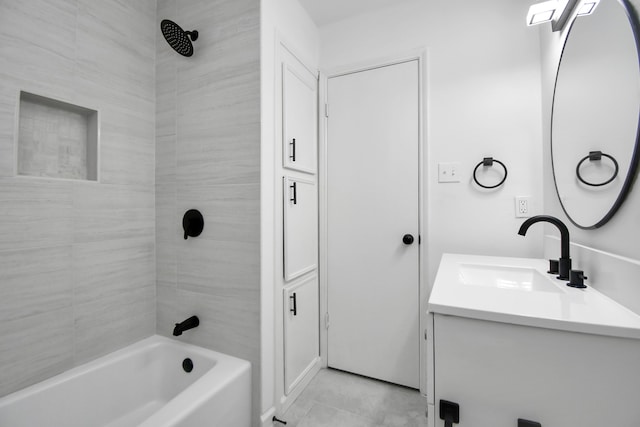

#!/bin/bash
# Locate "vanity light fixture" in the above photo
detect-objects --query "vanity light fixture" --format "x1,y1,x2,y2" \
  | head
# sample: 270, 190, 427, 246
527, 0, 600, 31
526, 0, 559, 26
576, 0, 599, 16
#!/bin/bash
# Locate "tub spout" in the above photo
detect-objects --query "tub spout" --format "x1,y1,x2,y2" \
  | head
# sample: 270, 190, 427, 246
173, 315, 199, 336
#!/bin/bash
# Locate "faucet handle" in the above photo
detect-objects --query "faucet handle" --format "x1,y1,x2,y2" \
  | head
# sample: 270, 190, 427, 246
547, 259, 559, 274
567, 269, 588, 289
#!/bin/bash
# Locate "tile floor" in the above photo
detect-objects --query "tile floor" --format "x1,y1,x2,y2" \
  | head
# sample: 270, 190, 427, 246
280, 368, 428, 427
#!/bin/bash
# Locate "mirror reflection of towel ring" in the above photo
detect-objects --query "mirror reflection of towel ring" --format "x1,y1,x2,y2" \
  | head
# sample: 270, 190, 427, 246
576, 151, 619, 187
473, 157, 508, 189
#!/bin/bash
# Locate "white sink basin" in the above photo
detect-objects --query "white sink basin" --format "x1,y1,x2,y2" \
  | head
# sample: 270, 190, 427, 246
458, 264, 563, 293
429, 254, 640, 340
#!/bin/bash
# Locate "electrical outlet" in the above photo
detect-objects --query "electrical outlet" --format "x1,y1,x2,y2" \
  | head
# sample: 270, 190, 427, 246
515, 196, 531, 218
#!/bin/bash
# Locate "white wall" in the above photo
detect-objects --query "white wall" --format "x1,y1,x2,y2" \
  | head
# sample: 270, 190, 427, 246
261, 0, 320, 422
319, 0, 545, 296
539, 1, 640, 311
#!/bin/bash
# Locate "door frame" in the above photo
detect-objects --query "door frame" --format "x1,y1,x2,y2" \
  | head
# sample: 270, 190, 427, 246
318, 50, 428, 393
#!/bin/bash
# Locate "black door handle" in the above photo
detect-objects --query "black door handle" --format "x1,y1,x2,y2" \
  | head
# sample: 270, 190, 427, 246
402, 234, 414, 245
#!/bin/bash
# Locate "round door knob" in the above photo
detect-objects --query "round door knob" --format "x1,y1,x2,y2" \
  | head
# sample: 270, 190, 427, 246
402, 234, 414, 245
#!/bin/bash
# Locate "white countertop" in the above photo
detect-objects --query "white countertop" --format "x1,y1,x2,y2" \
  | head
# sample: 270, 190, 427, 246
428, 253, 640, 340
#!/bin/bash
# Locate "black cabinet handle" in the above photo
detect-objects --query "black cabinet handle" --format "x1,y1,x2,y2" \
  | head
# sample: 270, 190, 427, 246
402, 234, 414, 245
290, 293, 297, 316
439, 400, 459, 427
290, 182, 297, 204
518, 419, 541, 427
289, 138, 296, 162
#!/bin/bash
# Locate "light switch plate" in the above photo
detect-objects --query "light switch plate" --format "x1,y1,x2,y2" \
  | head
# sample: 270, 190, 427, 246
438, 162, 461, 183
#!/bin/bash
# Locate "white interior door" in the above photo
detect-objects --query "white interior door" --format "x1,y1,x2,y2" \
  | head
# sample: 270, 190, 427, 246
327, 60, 420, 388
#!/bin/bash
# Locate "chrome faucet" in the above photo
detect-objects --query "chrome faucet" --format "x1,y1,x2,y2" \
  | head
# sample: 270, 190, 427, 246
173, 315, 199, 336
518, 215, 572, 280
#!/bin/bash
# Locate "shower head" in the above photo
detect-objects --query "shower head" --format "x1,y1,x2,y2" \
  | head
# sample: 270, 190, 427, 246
160, 19, 198, 57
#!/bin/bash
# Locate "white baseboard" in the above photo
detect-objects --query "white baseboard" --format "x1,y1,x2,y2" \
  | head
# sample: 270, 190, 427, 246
544, 235, 640, 315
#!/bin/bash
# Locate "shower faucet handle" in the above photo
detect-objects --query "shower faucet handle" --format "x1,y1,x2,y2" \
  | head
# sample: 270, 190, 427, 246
182, 209, 204, 240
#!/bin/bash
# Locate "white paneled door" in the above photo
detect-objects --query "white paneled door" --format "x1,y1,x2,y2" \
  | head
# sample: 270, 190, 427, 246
283, 274, 320, 394
283, 176, 318, 281
283, 61, 317, 174
327, 60, 420, 388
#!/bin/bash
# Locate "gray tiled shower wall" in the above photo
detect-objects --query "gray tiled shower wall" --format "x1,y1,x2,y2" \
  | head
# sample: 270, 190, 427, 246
154, 0, 261, 423
0, 0, 262, 424
0, 0, 157, 396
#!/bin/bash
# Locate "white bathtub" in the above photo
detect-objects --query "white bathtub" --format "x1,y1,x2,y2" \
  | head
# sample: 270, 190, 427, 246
0, 335, 251, 427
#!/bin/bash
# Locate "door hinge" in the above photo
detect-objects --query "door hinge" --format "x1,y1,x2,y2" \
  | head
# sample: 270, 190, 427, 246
325, 312, 330, 329
424, 329, 428, 340
325, 103, 329, 118
419, 235, 422, 245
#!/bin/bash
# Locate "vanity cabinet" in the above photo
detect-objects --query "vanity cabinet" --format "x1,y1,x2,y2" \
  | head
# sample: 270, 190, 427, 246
427, 254, 640, 427
427, 313, 640, 427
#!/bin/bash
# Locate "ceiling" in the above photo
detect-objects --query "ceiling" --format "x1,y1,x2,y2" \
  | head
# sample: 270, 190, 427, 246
297, 0, 415, 27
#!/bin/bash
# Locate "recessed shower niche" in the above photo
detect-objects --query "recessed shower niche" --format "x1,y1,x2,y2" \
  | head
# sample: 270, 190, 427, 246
17, 92, 98, 181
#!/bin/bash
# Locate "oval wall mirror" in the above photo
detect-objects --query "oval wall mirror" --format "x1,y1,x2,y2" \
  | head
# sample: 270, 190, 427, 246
551, 0, 640, 229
